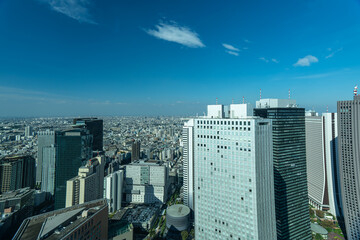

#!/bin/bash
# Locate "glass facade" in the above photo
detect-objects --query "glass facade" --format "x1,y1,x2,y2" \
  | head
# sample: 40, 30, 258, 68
254, 108, 311, 240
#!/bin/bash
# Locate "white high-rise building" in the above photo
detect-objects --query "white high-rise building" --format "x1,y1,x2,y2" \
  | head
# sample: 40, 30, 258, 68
305, 112, 342, 217
65, 156, 105, 207
182, 119, 194, 211
185, 103, 277, 240
104, 169, 124, 213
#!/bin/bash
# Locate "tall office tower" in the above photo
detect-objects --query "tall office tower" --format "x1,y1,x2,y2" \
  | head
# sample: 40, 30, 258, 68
131, 140, 141, 162
191, 103, 277, 240
323, 112, 342, 218
104, 169, 124, 212
305, 112, 328, 211
54, 129, 93, 210
41, 144, 56, 195
0, 155, 36, 193
254, 99, 311, 240
66, 156, 104, 207
337, 94, 360, 240
182, 119, 194, 211
36, 130, 55, 184
125, 161, 168, 204
73, 118, 103, 152
305, 112, 342, 217
24, 126, 32, 137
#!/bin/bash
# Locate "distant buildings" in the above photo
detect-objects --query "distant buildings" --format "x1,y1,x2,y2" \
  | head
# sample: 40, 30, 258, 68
66, 156, 104, 208
131, 140, 140, 162
188, 103, 277, 240
125, 161, 168, 204
73, 118, 104, 152
104, 169, 124, 213
0, 187, 35, 240
254, 98, 311, 240
37, 130, 55, 185
24, 126, 32, 137
0, 155, 35, 194
54, 128, 93, 210
337, 95, 360, 239
13, 199, 108, 240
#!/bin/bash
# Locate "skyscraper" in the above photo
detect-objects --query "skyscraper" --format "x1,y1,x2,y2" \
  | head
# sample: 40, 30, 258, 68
54, 128, 93, 210
182, 119, 194, 211
36, 130, 55, 185
188, 103, 277, 240
254, 98, 311, 240
73, 118, 103, 152
337, 95, 360, 239
0, 155, 35, 193
24, 126, 32, 137
104, 169, 124, 213
131, 140, 140, 162
66, 156, 104, 207
305, 112, 342, 217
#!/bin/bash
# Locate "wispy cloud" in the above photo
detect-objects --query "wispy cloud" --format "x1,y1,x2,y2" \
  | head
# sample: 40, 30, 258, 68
222, 43, 239, 52
271, 58, 279, 63
325, 47, 343, 59
222, 43, 240, 56
293, 55, 318, 67
243, 39, 252, 43
226, 51, 239, 56
146, 21, 205, 48
259, 57, 269, 63
41, 0, 97, 24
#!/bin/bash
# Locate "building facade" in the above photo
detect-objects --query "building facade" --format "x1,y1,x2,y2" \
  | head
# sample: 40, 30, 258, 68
191, 103, 277, 240
66, 156, 105, 207
131, 140, 141, 162
125, 162, 168, 204
182, 119, 194, 211
0, 155, 35, 194
54, 129, 93, 210
337, 95, 360, 239
254, 99, 311, 240
104, 169, 124, 213
73, 118, 103, 152
37, 130, 55, 185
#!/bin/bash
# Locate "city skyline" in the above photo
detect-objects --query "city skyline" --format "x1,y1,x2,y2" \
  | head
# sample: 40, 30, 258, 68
1, 0, 360, 117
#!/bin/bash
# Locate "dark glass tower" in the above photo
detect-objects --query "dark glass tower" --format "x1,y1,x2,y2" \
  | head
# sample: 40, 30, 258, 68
54, 129, 93, 209
73, 118, 103, 152
254, 99, 311, 240
131, 140, 140, 162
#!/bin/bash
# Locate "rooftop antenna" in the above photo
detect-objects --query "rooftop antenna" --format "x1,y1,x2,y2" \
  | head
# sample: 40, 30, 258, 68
232, 98, 234, 104
288, 89, 291, 99
326, 105, 329, 113
354, 85, 358, 96
260, 88, 262, 100
242, 96, 245, 104
216, 97, 218, 105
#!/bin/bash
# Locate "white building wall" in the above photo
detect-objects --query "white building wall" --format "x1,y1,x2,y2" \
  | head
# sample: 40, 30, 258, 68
104, 169, 124, 213
183, 119, 194, 210
193, 116, 276, 240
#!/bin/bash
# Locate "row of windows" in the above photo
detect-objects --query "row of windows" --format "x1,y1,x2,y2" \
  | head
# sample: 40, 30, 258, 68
197, 120, 251, 126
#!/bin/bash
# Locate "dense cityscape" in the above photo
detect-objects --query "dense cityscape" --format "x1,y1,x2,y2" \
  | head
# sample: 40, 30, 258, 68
1, 93, 360, 239
1, 0, 360, 239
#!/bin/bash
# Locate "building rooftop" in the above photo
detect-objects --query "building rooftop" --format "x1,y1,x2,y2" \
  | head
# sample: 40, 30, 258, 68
167, 204, 190, 217
13, 199, 107, 240
0, 187, 33, 200
310, 223, 328, 235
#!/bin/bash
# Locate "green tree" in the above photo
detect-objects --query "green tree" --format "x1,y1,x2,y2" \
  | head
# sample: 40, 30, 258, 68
181, 230, 189, 240
315, 233, 323, 240
316, 210, 324, 218
320, 220, 335, 229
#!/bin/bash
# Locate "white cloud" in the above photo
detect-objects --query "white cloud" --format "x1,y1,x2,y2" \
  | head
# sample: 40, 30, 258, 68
325, 48, 343, 59
244, 39, 252, 43
226, 51, 239, 56
222, 43, 239, 52
293, 55, 318, 67
271, 58, 279, 63
41, 0, 97, 24
259, 57, 269, 63
146, 22, 205, 48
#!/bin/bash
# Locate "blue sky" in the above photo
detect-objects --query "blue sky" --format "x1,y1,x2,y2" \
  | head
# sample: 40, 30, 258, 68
0, 0, 360, 117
